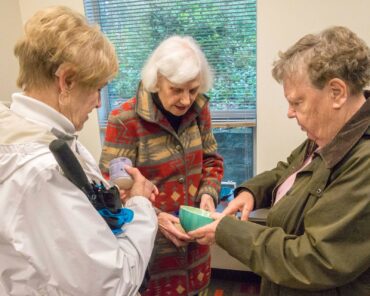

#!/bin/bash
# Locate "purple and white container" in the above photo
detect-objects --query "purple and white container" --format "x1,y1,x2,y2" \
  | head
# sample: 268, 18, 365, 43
109, 157, 133, 190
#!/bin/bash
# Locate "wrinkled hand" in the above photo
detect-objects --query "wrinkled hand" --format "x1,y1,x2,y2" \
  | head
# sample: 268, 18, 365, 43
125, 166, 158, 202
188, 212, 224, 245
158, 212, 192, 247
200, 193, 215, 212
223, 191, 254, 221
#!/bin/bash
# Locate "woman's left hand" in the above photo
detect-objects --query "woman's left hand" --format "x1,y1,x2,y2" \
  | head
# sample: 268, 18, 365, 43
158, 212, 192, 247
200, 193, 216, 212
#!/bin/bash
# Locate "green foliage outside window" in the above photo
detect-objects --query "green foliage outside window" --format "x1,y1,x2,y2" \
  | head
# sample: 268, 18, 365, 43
84, 0, 256, 123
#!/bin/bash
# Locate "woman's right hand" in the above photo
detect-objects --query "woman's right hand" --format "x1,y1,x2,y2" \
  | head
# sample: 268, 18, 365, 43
125, 166, 158, 202
158, 212, 192, 247
222, 190, 255, 221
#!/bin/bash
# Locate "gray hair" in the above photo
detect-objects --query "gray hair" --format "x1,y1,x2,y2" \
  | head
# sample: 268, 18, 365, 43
272, 26, 370, 95
141, 35, 213, 93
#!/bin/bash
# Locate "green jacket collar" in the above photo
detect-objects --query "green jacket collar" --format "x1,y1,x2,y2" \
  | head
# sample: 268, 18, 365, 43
318, 95, 370, 168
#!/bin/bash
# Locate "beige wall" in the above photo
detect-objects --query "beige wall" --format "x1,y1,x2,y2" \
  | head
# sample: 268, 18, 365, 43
256, 0, 370, 173
2, 0, 370, 169
0, 0, 22, 104
18, 0, 84, 21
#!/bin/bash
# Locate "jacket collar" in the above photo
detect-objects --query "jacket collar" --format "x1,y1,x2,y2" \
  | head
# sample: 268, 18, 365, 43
10, 93, 76, 137
318, 93, 370, 168
135, 82, 209, 133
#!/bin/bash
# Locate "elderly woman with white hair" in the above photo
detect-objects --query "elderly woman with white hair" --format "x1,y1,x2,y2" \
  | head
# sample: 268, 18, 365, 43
100, 35, 224, 295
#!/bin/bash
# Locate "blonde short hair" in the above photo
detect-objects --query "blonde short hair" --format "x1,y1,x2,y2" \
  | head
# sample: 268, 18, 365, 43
14, 6, 118, 90
141, 35, 213, 93
272, 26, 370, 95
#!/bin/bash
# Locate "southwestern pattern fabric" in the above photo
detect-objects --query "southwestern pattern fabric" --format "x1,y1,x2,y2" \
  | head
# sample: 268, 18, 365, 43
100, 83, 224, 295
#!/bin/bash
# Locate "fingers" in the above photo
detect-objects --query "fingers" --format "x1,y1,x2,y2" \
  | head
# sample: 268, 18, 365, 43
223, 203, 252, 221
160, 224, 190, 246
200, 201, 215, 212
188, 225, 215, 245
127, 167, 157, 200
116, 166, 159, 203
153, 185, 159, 196
194, 235, 214, 245
124, 165, 140, 179
187, 227, 204, 238
172, 228, 192, 241
165, 214, 180, 224
222, 192, 255, 219
240, 206, 251, 221
210, 212, 224, 220
222, 202, 240, 216
200, 194, 215, 212
158, 213, 191, 240
149, 193, 156, 202
161, 228, 188, 247
188, 221, 214, 238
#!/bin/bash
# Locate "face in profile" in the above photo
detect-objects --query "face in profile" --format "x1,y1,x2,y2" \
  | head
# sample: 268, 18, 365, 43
156, 75, 201, 116
283, 74, 335, 148
65, 83, 105, 131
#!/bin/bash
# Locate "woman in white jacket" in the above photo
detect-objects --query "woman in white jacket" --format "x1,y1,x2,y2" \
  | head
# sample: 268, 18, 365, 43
0, 6, 158, 296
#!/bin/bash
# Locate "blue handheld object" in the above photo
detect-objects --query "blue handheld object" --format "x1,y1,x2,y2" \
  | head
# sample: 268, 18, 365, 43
98, 208, 134, 235
49, 139, 135, 236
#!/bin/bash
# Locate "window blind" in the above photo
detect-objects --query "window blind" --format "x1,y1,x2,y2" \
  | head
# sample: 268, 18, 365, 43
83, 0, 256, 125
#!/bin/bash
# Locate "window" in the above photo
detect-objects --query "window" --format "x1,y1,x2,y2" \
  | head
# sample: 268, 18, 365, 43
84, 0, 256, 186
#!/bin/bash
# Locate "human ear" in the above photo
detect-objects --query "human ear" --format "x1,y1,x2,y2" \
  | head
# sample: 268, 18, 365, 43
328, 78, 347, 109
55, 63, 77, 94
153, 74, 163, 92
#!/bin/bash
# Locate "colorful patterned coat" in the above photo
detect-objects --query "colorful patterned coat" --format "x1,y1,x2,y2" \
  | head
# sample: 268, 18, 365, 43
100, 83, 224, 295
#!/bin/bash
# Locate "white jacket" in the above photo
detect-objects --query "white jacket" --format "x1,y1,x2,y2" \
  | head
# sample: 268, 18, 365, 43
0, 94, 158, 296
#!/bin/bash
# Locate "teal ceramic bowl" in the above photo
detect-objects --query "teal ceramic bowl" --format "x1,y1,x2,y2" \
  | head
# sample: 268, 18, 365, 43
179, 205, 214, 232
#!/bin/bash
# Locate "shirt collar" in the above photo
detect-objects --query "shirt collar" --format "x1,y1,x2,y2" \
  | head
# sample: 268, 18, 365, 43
10, 92, 76, 136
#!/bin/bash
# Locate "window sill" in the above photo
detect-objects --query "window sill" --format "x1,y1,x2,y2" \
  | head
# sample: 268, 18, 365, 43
212, 120, 256, 128
100, 120, 256, 132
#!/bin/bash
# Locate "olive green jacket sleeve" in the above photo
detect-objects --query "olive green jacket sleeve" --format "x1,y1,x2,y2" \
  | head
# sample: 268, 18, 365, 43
216, 140, 370, 291
235, 141, 310, 209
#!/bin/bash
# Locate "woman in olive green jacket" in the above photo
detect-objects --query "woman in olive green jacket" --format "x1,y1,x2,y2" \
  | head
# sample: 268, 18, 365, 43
190, 26, 370, 296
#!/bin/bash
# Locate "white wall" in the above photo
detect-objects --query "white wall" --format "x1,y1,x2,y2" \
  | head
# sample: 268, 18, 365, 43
2, 0, 370, 169
256, 0, 370, 173
18, 0, 84, 22
0, 0, 22, 104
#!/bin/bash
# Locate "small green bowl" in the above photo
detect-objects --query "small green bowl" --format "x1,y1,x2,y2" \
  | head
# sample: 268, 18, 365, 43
179, 205, 214, 232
